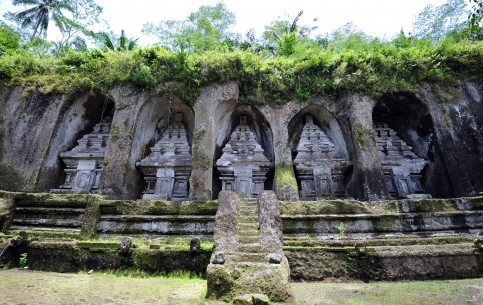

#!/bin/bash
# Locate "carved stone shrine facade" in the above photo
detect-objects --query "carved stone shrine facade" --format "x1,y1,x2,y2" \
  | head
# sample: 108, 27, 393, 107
216, 116, 273, 198
138, 113, 191, 201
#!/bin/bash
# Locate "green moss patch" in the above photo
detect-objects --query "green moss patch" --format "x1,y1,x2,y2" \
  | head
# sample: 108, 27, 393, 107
275, 163, 298, 191
99, 199, 217, 216
281, 200, 370, 215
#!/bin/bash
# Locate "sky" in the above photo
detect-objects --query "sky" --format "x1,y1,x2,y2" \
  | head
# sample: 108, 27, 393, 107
0, 0, 451, 45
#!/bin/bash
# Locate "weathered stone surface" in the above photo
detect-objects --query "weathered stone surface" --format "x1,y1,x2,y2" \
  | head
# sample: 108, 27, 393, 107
119, 237, 132, 255
34, 93, 115, 192
138, 112, 191, 201
213, 191, 239, 251
281, 197, 483, 236
207, 260, 292, 302
98, 86, 150, 199
340, 94, 389, 200
190, 82, 239, 200
258, 191, 283, 252
1, 81, 482, 200
0, 193, 14, 232
0, 88, 68, 192
207, 191, 292, 303
374, 123, 429, 199
51, 119, 111, 194
267, 253, 282, 264
233, 294, 271, 305
233, 294, 252, 305
418, 82, 483, 197
252, 294, 270, 305
212, 252, 225, 264
190, 237, 200, 253
294, 115, 352, 200
216, 116, 273, 198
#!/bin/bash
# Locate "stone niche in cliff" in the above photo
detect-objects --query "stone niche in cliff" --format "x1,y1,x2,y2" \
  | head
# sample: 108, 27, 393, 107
374, 123, 429, 198
138, 113, 191, 201
51, 118, 112, 194
294, 115, 352, 200
216, 116, 273, 198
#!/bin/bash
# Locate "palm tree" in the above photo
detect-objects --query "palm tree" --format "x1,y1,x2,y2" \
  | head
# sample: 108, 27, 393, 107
263, 11, 318, 55
12, 0, 74, 41
263, 11, 318, 42
99, 30, 138, 51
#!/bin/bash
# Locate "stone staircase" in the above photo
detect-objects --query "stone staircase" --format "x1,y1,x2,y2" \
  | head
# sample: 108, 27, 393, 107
10, 201, 86, 232
206, 191, 292, 303
228, 198, 266, 263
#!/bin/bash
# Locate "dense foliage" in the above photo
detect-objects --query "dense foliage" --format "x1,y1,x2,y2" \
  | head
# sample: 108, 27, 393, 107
0, 1, 482, 106
0, 32, 481, 105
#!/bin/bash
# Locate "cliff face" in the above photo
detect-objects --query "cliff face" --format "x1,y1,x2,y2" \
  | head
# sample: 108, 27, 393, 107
0, 81, 481, 200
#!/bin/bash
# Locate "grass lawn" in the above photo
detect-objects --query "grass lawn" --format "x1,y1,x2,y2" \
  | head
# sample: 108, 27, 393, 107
0, 269, 481, 304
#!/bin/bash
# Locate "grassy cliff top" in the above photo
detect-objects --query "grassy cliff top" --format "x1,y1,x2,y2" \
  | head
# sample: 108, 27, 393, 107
0, 38, 482, 105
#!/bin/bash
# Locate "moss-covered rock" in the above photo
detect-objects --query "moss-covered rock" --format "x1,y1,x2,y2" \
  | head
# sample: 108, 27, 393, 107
206, 260, 292, 303
275, 164, 299, 201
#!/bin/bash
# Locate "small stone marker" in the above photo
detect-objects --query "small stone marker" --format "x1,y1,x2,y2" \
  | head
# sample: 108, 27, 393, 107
355, 243, 367, 256
190, 237, 200, 253
267, 253, 282, 264
474, 238, 483, 250
211, 252, 225, 264
119, 237, 132, 255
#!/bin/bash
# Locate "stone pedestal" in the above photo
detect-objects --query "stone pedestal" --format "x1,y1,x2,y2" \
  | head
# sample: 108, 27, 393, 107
138, 113, 191, 201
294, 115, 351, 200
51, 119, 111, 194
374, 123, 429, 198
216, 116, 273, 198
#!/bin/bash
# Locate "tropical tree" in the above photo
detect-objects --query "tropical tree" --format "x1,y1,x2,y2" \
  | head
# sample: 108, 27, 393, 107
0, 22, 21, 55
412, 0, 469, 42
142, 2, 236, 53
52, 0, 104, 54
98, 30, 138, 51
263, 11, 318, 55
468, 0, 483, 38
263, 11, 317, 42
11, 0, 76, 41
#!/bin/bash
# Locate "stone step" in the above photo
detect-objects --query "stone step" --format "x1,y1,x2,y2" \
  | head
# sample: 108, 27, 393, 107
238, 236, 260, 244
14, 207, 86, 214
238, 207, 258, 214
9, 225, 81, 232
238, 217, 258, 223
238, 234, 259, 240
231, 261, 278, 268
238, 227, 260, 236
238, 215, 258, 222
241, 200, 258, 206
11, 218, 83, 227
238, 223, 259, 228
226, 253, 266, 263
237, 244, 266, 253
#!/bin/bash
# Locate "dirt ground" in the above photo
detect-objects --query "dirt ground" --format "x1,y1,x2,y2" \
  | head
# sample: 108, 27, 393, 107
0, 269, 482, 305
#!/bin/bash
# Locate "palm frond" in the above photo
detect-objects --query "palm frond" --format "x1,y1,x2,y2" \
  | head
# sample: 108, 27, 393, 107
119, 29, 127, 50
99, 32, 115, 51
12, 0, 40, 6
20, 16, 34, 28
52, 13, 65, 32
290, 11, 304, 34
14, 7, 38, 19
128, 40, 138, 51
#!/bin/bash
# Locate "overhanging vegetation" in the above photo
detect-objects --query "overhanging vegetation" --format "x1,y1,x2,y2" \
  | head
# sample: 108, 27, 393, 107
0, 37, 482, 105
